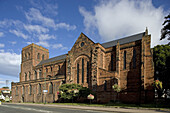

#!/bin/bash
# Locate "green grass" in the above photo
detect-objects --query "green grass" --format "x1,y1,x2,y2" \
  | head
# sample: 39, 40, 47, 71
18, 102, 170, 110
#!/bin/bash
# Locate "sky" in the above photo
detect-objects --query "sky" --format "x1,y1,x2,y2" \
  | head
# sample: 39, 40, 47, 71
0, 0, 169, 89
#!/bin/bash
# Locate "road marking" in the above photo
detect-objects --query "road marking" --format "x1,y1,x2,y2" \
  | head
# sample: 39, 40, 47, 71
1, 105, 61, 113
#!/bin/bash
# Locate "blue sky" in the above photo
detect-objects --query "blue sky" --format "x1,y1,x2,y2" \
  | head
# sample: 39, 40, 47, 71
0, 0, 169, 89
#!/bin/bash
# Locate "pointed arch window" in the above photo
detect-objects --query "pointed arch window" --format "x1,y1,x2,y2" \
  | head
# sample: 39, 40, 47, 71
22, 86, 25, 95
124, 51, 126, 69
104, 80, 107, 91
28, 53, 30, 59
38, 84, 41, 94
49, 82, 53, 94
37, 53, 40, 59
34, 70, 37, 80
111, 54, 114, 71
16, 86, 18, 95
25, 73, 27, 81
42, 54, 44, 60
46, 68, 48, 73
82, 58, 84, 83
133, 49, 136, 69
87, 61, 89, 83
77, 63, 79, 83
29, 71, 31, 80
29, 85, 32, 95
39, 69, 42, 79
25, 53, 27, 60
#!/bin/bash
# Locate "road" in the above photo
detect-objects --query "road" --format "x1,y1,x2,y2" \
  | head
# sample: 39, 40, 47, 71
0, 103, 169, 113
0, 103, 110, 113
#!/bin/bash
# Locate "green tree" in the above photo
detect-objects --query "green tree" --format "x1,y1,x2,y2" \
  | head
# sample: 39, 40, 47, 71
160, 14, 170, 44
153, 44, 170, 97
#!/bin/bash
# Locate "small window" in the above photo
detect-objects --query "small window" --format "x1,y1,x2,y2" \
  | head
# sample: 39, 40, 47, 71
104, 80, 107, 91
25, 53, 27, 59
42, 54, 44, 60
46, 68, 48, 73
34, 71, 37, 80
87, 61, 89, 83
49, 82, 53, 94
28, 53, 30, 59
37, 53, 40, 59
22, 86, 25, 95
29, 85, 32, 95
38, 84, 41, 94
51, 67, 52, 72
39, 69, 42, 78
111, 54, 113, 71
16, 86, 18, 95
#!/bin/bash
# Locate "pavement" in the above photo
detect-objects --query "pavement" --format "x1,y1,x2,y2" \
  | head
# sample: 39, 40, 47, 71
2, 102, 170, 113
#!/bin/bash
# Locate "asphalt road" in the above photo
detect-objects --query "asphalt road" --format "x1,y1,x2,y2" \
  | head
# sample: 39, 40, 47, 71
0, 103, 110, 113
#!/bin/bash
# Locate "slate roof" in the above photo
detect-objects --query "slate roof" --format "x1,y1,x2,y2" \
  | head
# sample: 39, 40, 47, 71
101, 32, 145, 48
37, 54, 66, 66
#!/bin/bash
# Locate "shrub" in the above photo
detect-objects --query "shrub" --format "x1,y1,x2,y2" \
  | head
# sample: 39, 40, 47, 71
58, 83, 95, 102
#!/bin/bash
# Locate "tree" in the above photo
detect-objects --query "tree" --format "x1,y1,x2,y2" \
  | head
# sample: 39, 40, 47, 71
153, 44, 170, 98
160, 14, 170, 44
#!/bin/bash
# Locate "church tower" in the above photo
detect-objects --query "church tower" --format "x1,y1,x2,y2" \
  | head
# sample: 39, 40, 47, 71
20, 43, 49, 82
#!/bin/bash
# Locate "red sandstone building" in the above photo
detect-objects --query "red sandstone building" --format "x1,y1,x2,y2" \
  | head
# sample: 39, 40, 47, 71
12, 28, 154, 103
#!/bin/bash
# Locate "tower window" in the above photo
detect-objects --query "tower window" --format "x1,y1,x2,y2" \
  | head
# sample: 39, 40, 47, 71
46, 68, 48, 73
25, 73, 27, 81
28, 53, 30, 59
51, 67, 53, 72
133, 49, 136, 69
39, 69, 42, 78
77, 63, 79, 83
29, 71, 31, 80
22, 86, 25, 95
124, 51, 126, 69
16, 86, 18, 95
25, 53, 27, 60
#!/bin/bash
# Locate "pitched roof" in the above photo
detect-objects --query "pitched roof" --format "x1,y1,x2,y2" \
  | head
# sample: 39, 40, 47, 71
37, 54, 67, 66
101, 32, 145, 48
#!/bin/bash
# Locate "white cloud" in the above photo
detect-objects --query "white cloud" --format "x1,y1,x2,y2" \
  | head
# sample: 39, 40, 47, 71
52, 44, 68, 50
36, 41, 50, 48
56, 23, 76, 31
9, 29, 29, 39
0, 32, 4, 37
25, 8, 56, 28
39, 34, 56, 41
0, 51, 21, 77
0, 43, 5, 48
0, 49, 4, 53
79, 0, 167, 47
24, 24, 49, 34
9, 41, 17, 45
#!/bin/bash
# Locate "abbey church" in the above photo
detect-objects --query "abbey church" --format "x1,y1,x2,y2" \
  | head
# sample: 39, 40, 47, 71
12, 28, 154, 103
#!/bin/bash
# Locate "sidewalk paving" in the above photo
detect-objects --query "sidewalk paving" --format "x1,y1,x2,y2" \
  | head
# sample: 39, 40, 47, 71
4, 102, 170, 113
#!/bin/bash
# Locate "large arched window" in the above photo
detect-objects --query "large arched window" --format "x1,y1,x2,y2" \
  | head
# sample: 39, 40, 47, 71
133, 49, 136, 69
29, 71, 31, 80
49, 82, 53, 94
42, 54, 44, 60
87, 61, 89, 83
37, 53, 40, 59
124, 51, 126, 69
28, 53, 30, 59
25, 73, 27, 81
77, 63, 79, 83
82, 58, 84, 83
25, 53, 27, 60
34, 70, 37, 80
